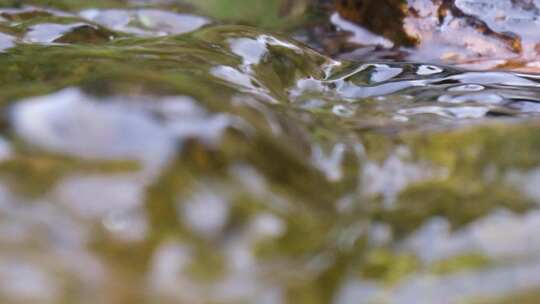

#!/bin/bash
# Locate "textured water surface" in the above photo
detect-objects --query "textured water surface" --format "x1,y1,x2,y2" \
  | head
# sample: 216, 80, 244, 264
0, 1, 540, 304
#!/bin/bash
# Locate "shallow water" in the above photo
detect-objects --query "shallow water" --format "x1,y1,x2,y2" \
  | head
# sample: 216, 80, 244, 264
0, 1, 540, 304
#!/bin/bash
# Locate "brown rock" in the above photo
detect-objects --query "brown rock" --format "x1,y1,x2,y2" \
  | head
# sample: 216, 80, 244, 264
332, 0, 540, 69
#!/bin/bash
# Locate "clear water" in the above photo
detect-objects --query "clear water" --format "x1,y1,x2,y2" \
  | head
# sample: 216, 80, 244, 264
0, 1, 539, 303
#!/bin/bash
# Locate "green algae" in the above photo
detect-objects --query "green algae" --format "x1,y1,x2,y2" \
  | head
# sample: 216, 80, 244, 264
430, 254, 491, 275
0, 2, 539, 304
360, 249, 420, 284
183, 0, 313, 29
479, 290, 540, 304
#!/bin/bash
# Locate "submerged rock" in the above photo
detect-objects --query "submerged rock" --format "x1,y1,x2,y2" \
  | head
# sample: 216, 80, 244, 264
333, 0, 540, 70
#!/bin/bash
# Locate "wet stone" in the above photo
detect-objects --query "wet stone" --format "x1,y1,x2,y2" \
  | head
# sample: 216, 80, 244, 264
332, 0, 540, 70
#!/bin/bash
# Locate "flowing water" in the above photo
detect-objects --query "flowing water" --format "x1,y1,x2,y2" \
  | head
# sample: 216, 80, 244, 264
1, 1, 540, 303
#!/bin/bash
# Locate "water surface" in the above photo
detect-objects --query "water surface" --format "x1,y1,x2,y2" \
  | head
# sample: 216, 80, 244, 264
0, 1, 539, 303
